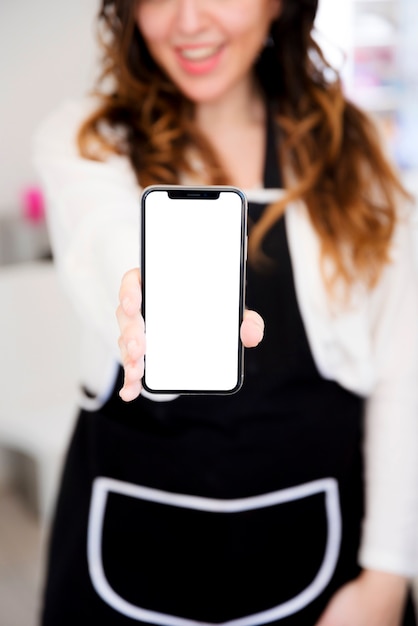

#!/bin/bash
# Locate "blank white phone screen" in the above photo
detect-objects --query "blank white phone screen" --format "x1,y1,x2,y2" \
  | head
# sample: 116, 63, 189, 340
143, 189, 245, 393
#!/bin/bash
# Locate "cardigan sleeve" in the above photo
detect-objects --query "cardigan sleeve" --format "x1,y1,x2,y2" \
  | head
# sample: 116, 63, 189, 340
32, 100, 142, 361
358, 213, 418, 577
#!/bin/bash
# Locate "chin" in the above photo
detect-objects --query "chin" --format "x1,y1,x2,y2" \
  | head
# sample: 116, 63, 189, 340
178, 84, 229, 105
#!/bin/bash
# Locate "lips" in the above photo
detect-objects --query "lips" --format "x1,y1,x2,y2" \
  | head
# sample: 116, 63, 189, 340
175, 44, 225, 75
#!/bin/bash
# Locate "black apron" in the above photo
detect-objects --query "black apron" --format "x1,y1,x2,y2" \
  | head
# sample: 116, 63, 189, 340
40, 116, 416, 626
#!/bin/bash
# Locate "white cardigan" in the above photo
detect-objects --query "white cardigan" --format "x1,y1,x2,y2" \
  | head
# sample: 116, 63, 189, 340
33, 99, 418, 578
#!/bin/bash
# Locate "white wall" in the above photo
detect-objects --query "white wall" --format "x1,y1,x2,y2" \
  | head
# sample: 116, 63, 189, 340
0, 0, 100, 216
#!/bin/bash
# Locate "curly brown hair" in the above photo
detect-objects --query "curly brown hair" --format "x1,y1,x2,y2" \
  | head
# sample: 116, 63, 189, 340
78, 0, 411, 292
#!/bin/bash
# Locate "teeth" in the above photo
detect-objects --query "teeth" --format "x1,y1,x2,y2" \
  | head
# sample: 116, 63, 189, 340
180, 46, 219, 60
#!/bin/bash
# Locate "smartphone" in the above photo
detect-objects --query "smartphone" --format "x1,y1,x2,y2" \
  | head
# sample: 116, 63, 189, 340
141, 185, 247, 395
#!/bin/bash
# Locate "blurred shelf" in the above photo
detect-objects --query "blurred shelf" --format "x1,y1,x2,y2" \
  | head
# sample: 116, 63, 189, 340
353, 35, 397, 46
353, 0, 396, 4
348, 85, 400, 110
0, 214, 51, 266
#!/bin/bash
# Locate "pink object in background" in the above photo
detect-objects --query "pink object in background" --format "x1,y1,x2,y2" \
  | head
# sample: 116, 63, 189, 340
21, 186, 45, 223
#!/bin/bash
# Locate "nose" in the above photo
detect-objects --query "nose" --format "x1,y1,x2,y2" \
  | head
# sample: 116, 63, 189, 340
175, 0, 206, 35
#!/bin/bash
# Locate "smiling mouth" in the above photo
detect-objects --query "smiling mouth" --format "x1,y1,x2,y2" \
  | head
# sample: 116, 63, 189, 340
178, 45, 223, 61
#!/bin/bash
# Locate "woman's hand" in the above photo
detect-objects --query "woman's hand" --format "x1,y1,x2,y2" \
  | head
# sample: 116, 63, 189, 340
116, 268, 265, 402
116, 269, 145, 402
315, 569, 409, 626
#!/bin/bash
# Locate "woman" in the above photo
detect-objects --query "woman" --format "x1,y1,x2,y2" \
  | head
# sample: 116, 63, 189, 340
34, 0, 418, 624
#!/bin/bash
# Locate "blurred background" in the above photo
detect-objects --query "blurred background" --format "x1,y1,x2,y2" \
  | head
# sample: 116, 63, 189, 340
0, 0, 417, 624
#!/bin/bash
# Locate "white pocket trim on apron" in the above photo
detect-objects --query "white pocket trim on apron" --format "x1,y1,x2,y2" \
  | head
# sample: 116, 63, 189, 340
87, 476, 341, 625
